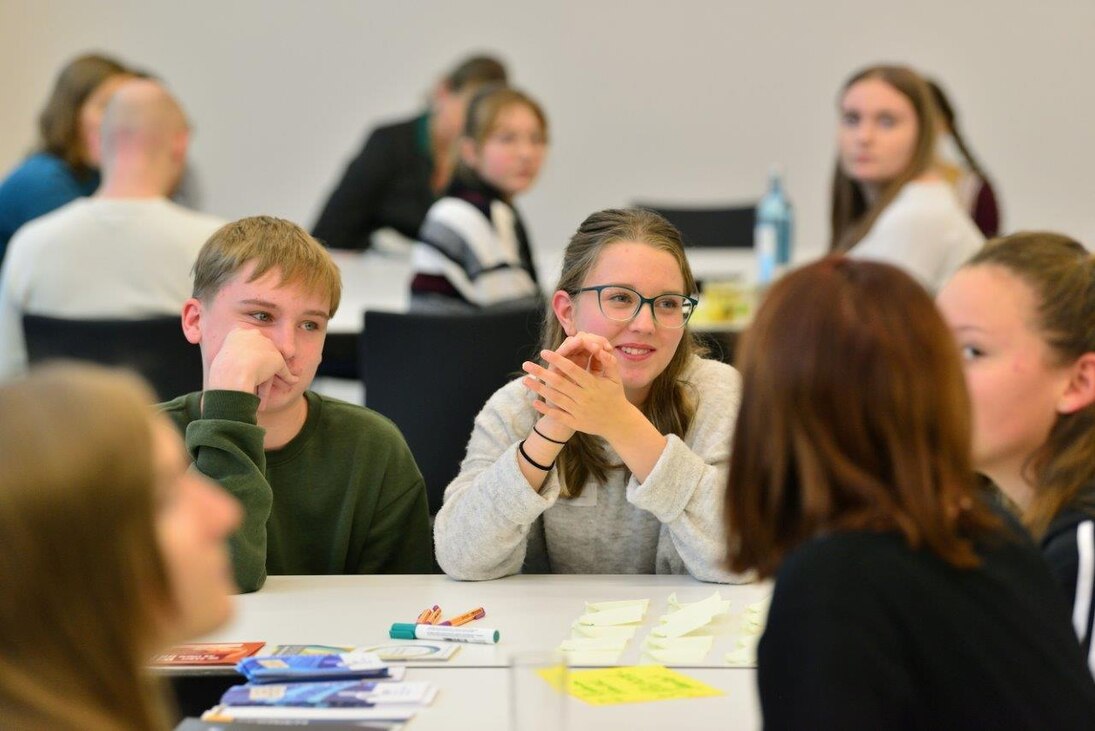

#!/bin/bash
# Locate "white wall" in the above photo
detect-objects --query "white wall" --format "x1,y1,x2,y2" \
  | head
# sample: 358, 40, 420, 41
2, 0, 1093, 265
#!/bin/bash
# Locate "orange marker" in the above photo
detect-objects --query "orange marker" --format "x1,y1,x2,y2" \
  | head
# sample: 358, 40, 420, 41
440, 607, 486, 626
415, 605, 438, 624
424, 605, 444, 625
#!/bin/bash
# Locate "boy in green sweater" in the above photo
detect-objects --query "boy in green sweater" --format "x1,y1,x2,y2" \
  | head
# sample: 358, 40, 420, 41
161, 215, 432, 592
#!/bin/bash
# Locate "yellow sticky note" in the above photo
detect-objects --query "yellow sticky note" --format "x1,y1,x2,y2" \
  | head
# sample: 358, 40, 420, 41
546, 665, 724, 705
577, 604, 645, 626
570, 623, 638, 640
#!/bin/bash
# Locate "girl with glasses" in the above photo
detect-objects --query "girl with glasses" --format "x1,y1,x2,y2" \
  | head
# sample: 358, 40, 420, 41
434, 208, 746, 582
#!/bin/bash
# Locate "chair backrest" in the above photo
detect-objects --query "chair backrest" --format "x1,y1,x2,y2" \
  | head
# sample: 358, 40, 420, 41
361, 306, 544, 514
22, 314, 203, 401
634, 203, 756, 248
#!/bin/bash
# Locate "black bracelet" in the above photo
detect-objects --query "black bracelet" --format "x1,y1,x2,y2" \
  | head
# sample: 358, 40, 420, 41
532, 424, 568, 445
518, 439, 555, 471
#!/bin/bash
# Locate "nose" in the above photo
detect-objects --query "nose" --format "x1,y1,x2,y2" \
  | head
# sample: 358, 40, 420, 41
629, 301, 658, 333
268, 321, 297, 363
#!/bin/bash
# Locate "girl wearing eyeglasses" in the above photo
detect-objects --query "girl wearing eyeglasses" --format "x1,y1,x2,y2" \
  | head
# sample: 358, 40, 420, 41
434, 208, 746, 583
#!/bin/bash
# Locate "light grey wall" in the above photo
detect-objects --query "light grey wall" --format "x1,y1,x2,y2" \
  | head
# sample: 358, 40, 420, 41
2, 0, 1093, 265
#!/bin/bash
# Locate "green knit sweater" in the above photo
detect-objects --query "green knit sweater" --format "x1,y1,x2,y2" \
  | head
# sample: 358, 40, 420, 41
160, 389, 433, 592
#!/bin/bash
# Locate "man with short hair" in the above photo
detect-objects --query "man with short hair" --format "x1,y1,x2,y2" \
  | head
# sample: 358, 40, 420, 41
161, 215, 433, 592
0, 78, 223, 379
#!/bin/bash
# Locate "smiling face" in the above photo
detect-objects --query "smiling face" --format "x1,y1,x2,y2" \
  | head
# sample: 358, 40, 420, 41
936, 265, 1073, 495
152, 416, 240, 644
462, 102, 547, 198
186, 262, 330, 417
838, 77, 919, 191
553, 241, 688, 405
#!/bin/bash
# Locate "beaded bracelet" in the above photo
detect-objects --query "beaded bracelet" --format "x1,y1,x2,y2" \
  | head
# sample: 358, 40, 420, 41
518, 439, 555, 471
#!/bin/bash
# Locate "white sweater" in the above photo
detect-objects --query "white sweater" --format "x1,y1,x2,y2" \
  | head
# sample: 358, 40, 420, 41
850, 180, 984, 293
0, 197, 223, 379
434, 356, 749, 583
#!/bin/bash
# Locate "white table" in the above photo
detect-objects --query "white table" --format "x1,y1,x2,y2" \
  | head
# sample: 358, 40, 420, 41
203, 574, 770, 669
191, 574, 766, 729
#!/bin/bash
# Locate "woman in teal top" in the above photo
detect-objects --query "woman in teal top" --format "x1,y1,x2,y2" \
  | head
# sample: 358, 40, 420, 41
0, 53, 130, 261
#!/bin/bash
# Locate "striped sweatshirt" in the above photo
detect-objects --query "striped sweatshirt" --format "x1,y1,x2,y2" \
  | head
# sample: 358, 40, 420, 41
1042, 484, 1095, 676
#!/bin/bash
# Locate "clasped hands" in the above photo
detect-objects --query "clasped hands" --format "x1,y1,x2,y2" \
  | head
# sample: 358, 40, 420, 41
521, 332, 630, 439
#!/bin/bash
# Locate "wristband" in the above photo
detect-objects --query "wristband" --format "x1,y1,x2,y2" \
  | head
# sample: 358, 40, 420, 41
532, 424, 568, 445
518, 440, 555, 471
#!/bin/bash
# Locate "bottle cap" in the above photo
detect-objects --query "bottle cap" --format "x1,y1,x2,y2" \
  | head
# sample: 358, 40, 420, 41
389, 622, 418, 640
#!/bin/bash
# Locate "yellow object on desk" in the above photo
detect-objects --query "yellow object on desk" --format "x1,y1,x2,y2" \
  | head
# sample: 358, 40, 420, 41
691, 278, 755, 328
539, 664, 724, 705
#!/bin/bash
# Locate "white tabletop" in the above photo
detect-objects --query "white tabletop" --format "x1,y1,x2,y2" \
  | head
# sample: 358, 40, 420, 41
327, 248, 756, 335
202, 574, 770, 669
397, 666, 760, 731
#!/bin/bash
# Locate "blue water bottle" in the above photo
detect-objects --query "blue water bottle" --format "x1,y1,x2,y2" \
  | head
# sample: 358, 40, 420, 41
754, 168, 794, 285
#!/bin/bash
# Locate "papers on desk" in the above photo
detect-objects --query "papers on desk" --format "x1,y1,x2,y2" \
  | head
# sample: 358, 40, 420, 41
542, 664, 724, 705
151, 642, 265, 667
559, 590, 770, 667
237, 652, 402, 683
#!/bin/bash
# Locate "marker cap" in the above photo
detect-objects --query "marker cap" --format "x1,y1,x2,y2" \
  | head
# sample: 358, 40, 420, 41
389, 622, 418, 640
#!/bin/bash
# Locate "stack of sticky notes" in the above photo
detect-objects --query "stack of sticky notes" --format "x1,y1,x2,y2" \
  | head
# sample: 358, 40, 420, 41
640, 591, 729, 664
725, 594, 772, 667
560, 599, 648, 665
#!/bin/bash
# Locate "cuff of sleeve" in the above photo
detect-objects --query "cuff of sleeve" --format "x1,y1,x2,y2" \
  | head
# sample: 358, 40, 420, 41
627, 434, 700, 522
201, 390, 261, 423
485, 443, 559, 524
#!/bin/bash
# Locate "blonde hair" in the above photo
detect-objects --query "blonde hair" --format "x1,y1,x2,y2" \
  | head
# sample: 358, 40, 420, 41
546, 208, 705, 497
829, 64, 941, 252
192, 215, 342, 315
0, 364, 172, 730
965, 233, 1095, 537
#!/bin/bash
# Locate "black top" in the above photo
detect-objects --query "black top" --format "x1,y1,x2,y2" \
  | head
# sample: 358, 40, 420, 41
1042, 481, 1095, 662
758, 518, 1095, 730
312, 114, 435, 250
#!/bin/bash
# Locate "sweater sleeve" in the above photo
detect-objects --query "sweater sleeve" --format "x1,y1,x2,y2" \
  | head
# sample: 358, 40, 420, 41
0, 237, 28, 380
182, 390, 271, 593
627, 359, 749, 583
433, 383, 559, 580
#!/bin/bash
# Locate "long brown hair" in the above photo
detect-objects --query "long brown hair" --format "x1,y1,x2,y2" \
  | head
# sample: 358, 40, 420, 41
0, 365, 172, 730
37, 53, 129, 178
725, 257, 999, 578
545, 208, 705, 497
829, 64, 940, 252
965, 233, 1095, 537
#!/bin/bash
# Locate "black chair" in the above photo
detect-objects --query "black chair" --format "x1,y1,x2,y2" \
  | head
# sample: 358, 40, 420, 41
634, 203, 756, 249
22, 314, 203, 401
361, 306, 544, 514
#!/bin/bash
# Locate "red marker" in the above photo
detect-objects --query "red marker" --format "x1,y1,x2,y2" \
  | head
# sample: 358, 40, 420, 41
440, 607, 486, 626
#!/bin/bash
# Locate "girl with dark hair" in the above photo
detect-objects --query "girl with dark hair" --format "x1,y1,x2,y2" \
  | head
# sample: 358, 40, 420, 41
938, 232, 1095, 668
829, 64, 983, 292
726, 256, 1095, 728
0, 52, 131, 260
434, 208, 744, 583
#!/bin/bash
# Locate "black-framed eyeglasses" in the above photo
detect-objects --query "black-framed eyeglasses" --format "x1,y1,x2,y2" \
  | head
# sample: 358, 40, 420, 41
577, 285, 698, 329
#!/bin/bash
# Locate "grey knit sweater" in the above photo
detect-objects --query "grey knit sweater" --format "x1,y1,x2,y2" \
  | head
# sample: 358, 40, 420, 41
434, 356, 748, 583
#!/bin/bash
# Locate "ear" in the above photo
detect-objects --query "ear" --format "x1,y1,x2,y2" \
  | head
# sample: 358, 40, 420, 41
552, 290, 577, 337
1057, 352, 1095, 415
181, 298, 203, 345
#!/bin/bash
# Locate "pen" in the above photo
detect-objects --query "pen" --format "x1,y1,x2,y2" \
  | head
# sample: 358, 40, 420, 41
390, 622, 500, 644
415, 605, 438, 624
440, 607, 486, 626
